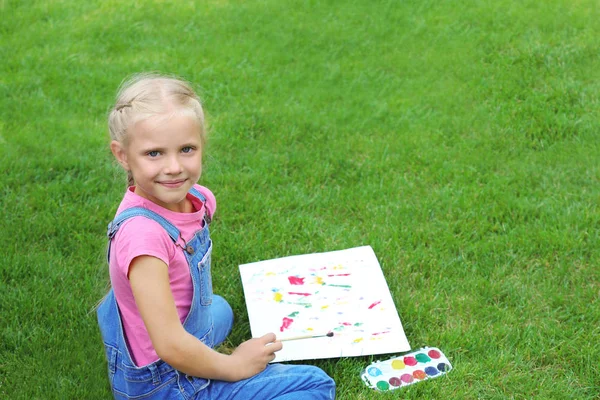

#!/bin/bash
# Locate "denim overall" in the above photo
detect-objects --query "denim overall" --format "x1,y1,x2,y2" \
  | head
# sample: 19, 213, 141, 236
98, 188, 336, 399
97, 187, 227, 399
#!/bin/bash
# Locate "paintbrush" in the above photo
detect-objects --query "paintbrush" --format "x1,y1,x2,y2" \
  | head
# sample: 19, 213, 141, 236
278, 332, 334, 342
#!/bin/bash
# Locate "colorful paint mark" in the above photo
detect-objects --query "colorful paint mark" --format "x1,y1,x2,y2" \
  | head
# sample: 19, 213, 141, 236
376, 381, 389, 391
368, 300, 381, 309
367, 367, 382, 377
371, 331, 391, 336
288, 292, 311, 296
391, 359, 405, 370
288, 276, 305, 285
400, 373, 413, 383
326, 284, 351, 288
415, 353, 431, 363
273, 292, 283, 302
388, 377, 401, 387
437, 363, 449, 372
425, 366, 439, 376
287, 302, 312, 308
280, 317, 294, 332
403, 356, 417, 366
353, 338, 363, 343
288, 311, 299, 317
428, 349, 441, 359
413, 370, 426, 380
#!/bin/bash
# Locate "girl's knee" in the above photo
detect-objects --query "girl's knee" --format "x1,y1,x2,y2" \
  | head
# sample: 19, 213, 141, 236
308, 366, 336, 396
212, 295, 233, 319
269, 364, 336, 398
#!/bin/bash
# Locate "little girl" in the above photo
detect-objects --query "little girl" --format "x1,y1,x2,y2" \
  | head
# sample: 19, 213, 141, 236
97, 73, 336, 399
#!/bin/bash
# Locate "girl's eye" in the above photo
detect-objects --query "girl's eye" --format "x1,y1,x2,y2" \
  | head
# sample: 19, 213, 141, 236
181, 146, 194, 154
147, 151, 160, 157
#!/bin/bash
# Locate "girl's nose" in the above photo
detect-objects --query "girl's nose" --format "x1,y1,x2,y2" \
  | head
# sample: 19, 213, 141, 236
164, 156, 183, 174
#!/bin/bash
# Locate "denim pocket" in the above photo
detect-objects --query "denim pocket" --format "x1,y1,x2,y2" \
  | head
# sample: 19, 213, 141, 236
198, 240, 213, 306
113, 360, 179, 399
180, 373, 210, 396
112, 375, 178, 399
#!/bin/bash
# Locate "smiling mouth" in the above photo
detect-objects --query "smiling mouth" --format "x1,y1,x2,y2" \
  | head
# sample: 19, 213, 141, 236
159, 179, 187, 188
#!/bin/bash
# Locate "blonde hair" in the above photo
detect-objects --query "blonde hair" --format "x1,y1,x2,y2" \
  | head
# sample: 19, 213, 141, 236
108, 73, 206, 186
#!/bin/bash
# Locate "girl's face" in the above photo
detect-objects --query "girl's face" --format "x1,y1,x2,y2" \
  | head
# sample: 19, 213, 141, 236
112, 113, 203, 212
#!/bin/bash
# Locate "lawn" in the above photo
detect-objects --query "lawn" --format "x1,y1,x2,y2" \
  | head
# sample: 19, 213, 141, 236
1, 0, 600, 398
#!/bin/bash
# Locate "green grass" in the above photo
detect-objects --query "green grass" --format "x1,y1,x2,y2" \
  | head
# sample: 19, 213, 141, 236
2, 0, 600, 398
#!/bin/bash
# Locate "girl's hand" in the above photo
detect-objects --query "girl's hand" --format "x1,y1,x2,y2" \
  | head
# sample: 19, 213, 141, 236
229, 333, 282, 380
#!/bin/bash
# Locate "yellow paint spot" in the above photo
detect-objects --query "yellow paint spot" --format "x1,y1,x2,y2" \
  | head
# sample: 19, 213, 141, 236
314, 276, 324, 285
307, 327, 313, 331
353, 338, 363, 343
321, 305, 329, 310
273, 292, 283, 302
266, 272, 276, 276
391, 359, 405, 369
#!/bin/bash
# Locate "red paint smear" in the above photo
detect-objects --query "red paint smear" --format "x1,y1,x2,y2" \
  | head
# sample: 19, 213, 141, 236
404, 356, 418, 366
327, 273, 351, 277
288, 292, 311, 296
288, 276, 305, 285
280, 317, 294, 332
341, 322, 352, 326
428, 349, 441, 359
371, 331, 390, 336
368, 300, 382, 309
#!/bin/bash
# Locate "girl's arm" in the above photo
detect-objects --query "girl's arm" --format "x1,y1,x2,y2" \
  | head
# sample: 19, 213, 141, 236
129, 255, 282, 381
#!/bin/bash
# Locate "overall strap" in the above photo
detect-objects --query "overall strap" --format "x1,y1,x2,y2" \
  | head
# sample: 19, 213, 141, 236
106, 207, 181, 263
188, 186, 206, 203
107, 207, 180, 242
105, 187, 209, 261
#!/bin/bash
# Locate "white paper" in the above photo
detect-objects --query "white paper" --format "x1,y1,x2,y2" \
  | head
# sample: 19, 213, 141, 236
239, 246, 410, 362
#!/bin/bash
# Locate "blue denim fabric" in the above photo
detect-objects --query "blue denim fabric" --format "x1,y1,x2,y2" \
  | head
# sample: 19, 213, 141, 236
206, 363, 336, 400
97, 188, 336, 399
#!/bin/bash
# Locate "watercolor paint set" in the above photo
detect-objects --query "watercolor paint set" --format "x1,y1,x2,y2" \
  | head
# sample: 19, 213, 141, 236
361, 347, 452, 391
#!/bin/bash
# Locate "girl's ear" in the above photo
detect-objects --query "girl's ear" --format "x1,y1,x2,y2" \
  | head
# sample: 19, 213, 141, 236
110, 140, 130, 171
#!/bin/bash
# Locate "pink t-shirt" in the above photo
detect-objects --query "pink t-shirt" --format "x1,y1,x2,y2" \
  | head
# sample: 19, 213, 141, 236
109, 184, 216, 366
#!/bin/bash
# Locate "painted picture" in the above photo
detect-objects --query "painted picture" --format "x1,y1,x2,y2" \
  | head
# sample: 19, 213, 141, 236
239, 245, 410, 362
